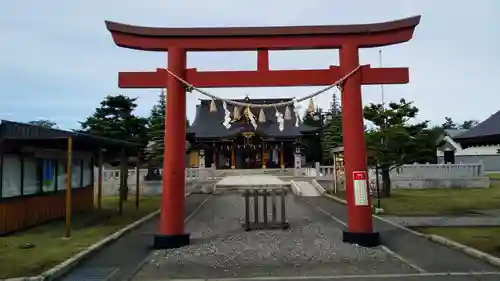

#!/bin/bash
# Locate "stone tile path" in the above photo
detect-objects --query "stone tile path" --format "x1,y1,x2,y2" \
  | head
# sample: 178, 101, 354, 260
216, 175, 288, 188
381, 216, 500, 227
132, 194, 416, 280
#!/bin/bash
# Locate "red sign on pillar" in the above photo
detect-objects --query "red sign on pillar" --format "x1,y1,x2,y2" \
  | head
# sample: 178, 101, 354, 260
352, 171, 369, 206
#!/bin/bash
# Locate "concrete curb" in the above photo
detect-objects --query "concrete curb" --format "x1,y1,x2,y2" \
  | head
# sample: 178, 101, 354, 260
289, 180, 302, 196
426, 234, 500, 268
311, 180, 327, 194
3, 193, 193, 281
321, 193, 500, 269
323, 193, 347, 204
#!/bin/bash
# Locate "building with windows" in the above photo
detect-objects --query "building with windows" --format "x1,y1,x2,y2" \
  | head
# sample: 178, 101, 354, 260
0, 120, 139, 234
186, 98, 319, 169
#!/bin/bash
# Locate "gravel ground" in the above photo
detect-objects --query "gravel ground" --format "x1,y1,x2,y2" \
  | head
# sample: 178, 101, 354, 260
132, 194, 417, 280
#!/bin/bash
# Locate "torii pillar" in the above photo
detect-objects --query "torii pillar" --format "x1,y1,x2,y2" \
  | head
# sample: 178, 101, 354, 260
105, 16, 420, 249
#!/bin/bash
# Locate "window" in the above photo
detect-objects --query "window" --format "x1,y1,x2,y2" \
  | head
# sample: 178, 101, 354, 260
82, 157, 92, 187
23, 157, 41, 195
1, 155, 22, 198
42, 159, 57, 192
57, 159, 66, 191
71, 158, 82, 188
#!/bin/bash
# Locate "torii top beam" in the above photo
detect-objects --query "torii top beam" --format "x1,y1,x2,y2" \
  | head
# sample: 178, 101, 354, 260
105, 16, 421, 51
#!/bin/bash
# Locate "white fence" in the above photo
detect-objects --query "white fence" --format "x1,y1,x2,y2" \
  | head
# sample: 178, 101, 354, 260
387, 163, 484, 179
94, 167, 217, 196
296, 162, 488, 189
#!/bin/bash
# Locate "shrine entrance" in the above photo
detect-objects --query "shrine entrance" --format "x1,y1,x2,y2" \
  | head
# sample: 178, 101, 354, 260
234, 133, 262, 169
105, 15, 421, 250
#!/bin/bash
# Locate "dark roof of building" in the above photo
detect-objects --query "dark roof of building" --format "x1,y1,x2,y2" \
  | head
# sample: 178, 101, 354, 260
454, 110, 500, 140
188, 98, 319, 139
0, 120, 141, 153
445, 129, 469, 139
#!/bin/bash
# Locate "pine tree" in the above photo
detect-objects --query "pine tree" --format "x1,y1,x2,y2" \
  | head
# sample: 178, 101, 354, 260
146, 90, 191, 164
302, 107, 323, 164
321, 92, 343, 163
147, 90, 167, 164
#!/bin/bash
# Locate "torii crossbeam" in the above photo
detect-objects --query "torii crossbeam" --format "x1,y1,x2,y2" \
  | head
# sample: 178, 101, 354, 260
105, 15, 420, 249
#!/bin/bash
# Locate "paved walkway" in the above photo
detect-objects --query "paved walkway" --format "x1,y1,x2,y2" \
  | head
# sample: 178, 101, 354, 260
58, 176, 500, 281
303, 196, 498, 273
57, 194, 210, 281
132, 194, 416, 280
381, 216, 500, 227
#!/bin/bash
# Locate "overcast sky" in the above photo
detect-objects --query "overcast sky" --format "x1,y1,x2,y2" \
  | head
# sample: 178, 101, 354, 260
1, 0, 499, 130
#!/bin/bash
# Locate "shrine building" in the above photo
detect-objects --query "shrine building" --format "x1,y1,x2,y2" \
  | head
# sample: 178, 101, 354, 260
187, 97, 319, 169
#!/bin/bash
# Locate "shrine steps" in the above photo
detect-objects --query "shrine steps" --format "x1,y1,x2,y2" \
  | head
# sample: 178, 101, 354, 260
219, 168, 294, 177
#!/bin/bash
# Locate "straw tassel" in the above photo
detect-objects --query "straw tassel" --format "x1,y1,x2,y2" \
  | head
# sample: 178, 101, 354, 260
209, 99, 217, 113
284, 105, 292, 120
258, 108, 266, 123
233, 105, 240, 120
307, 98, 315, 115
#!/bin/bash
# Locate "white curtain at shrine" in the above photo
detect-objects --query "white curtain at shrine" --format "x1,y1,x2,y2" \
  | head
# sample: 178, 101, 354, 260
82, 157, 92, 187
1, 155, 21, 198
57, 159, 66, 190
71, 158, 82, 188
23, 157, 40, 195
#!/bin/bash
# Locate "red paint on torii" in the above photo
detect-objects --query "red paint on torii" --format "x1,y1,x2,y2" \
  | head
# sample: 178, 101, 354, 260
118, 65, 409, 88
105, 16, 420, 249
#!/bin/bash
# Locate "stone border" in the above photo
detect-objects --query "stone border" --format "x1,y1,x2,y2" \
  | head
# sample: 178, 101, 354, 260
311, 179, 327, 194
164, 271, 500, 281
322, 193, 500, 269
3, 193, 194, 281
289, 180, 302, 196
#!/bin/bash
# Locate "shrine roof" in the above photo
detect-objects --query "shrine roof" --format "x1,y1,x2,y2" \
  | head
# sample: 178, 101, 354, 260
188, 99, 320, 139
454, 110, 500, 146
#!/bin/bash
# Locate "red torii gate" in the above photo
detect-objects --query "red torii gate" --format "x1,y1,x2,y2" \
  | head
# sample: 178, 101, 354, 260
105, 16, 420, 249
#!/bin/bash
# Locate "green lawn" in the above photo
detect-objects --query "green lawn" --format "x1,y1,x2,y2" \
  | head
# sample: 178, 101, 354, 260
329, 185, 500, 216
487, 173, 500, 180
416, 227, 500, 257
0, 196, 161, 279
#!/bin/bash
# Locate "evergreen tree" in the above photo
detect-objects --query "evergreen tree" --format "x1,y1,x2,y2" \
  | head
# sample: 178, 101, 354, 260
364, 98, 437, 197
302, 108, 323, 164
321, 93, 343, 163
147, 90, 167, 164
80, 94, 148, 146
80, 94, 148, 203
146, 90, 191, 165
28, 119, 58, 129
